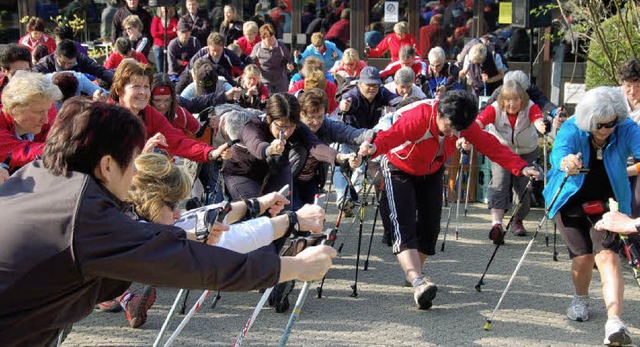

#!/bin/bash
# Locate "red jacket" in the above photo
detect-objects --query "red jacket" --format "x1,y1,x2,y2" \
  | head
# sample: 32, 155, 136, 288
0, 105, 57, 171
288, 79, 338, 114
236, 35, 261, 56
368, 33, 416, 62
170, 106, 200, 136
325, 19, 350, 45
150, 17, 178, 47
141, 105, 213, 162
379, 58, 428, 80
18, 34, 57, 54
104, 51, 149, 70
372, 100, 528, 176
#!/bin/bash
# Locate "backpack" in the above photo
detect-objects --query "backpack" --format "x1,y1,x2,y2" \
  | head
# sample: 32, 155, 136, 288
334, 74, 359, 103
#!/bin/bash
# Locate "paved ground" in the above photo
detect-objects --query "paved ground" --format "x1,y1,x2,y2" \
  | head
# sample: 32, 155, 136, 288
64, 200, 640, 346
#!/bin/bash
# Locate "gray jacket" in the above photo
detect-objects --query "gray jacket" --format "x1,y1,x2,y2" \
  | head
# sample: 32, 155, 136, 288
0, 161, 280, 346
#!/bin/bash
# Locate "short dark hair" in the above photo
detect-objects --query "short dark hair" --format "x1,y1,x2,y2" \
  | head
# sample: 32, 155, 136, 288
114, 37, 133, 55
298, 88, 328, 113
53, 26, 74, 41
55, 40, 79, 59
51, 72, 78, 102
43, 99, 145, 177
32, 44, 49, 64
617, 58, 640, 83
0, 44, 32, 70
26, 17, 45, 33
266, 93, 301, 124
436, 90, 478, 131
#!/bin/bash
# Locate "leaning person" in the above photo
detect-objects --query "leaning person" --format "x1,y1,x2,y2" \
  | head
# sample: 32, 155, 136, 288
359, 90, 539, 310
0, 101, 336, 346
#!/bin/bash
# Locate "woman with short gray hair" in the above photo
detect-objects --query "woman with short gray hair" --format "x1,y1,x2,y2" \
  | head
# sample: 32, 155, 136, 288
383, 67, 426, 113
544, 86, 640, 346
0, 70, 62, 171
425, 46, 463, 98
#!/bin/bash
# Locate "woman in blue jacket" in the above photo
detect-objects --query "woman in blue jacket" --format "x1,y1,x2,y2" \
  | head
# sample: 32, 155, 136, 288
544, 86, 640, 346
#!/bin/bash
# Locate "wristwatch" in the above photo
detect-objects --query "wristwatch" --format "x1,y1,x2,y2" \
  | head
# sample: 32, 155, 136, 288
285, 211, 300, 238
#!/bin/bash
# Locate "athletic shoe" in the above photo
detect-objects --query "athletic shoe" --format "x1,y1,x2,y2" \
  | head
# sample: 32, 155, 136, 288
566, 295, 589, 322
512, 219, 527, 236
488, 224, 505, 245
95, 299, 122, 312
413, 278, 438, 310
124, 286, 157, 328
604, 317, 632, 346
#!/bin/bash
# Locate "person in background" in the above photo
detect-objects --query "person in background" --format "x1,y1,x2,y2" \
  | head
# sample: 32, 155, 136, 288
31, 44, 50, 66
544, 86, 640, 346
0, 44, 32, 97
289, 70, 338, 114
424, 46, 463, 99
34, 40, 115, 87
383, 67, 426, 113
379, 45, 428, 82
219, 4, 244, 46
52, 26, 88, 56
250, 24, 294, 94
0, 100, 336, 345
0, 71, 61, 172
324, 8, 350, 51
235, 21, 261, 56
101, 0, 119, 43
150, 6, 178, 74
294, 32, 342, 74
19, 17, 57, 54
112, 0, 152, 44
329, 48, 367, 79
104, 37, 149, 70
365, 22, 385, 50
179, 0, 211, 47
228, 42, 253, 67
48, 71, 108, 109
366, 21, 416, 62
150, 74, 200, 140
419, 14, 447, 59
475, 80, 547, 242
459, 43, 505, 97
167, 21, 201, 79
289, 56, 334, 91
235, 64, 269, 110
122, 15, 152, 58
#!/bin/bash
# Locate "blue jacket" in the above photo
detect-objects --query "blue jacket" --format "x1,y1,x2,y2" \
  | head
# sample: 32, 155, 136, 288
543, 117, 640, 217
337, 86, 402, 130
295, 41, 342, 72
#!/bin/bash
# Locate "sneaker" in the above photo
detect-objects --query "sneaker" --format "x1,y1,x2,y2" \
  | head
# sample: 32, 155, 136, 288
604, 317, 632, 346
413, 278, 438, 310
95, 299, 122, 312
512, 219, 527, 236
566, 295, 589, 322
124, 286, 157, 329
488, 224, 505, 245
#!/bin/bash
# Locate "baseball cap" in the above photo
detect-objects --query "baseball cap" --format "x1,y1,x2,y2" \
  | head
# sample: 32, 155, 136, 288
359, 66, 382, 85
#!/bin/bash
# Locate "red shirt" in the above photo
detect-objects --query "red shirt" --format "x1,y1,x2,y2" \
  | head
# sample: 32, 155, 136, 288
379, 58, 428, 80
476, 104, 543, 129
236, 35, 261, 56
104, 51, 149, 70
288, 80, 338, 114
150, 17, 178, 47
329, 60, 367, 77
368, 33, 417, 62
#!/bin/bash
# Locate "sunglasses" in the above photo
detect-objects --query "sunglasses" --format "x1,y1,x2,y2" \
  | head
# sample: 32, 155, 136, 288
596, 117, 619, 130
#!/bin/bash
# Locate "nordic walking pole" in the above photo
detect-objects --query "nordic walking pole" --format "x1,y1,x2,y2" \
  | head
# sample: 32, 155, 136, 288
441, 148, 464, 251
464, 147, 475, 217
454, 150, 465, 240
363, 189, 381, 271
475, 177, 535, 292
484, 161, 588, 330
607, 199, 640, 287
350, 133, 376, 297
543, 132, 549, 247
233, 287, 273, 347
153, 289, 186, 347
163, 290, 216, 347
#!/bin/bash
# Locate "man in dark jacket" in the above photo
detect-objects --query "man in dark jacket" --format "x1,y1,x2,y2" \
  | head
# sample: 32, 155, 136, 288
179, 0, 211, 47
34, 40, 115, 87
0, 101, 335, 346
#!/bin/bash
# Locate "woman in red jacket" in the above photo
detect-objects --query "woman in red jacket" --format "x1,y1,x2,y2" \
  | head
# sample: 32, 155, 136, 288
367, 21, 416, 62
18, 17, 56, 54
149, 74, 201, 139
150, 6, 178, 74
110, 60, 229, 163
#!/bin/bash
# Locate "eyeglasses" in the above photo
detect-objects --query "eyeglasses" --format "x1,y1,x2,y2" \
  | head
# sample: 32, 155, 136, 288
271, 121, 296, 132
596, 117, 619, 129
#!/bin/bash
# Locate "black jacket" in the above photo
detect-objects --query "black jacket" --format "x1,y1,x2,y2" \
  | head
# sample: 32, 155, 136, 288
34, 53, 115, 87
0, 161, 280, 346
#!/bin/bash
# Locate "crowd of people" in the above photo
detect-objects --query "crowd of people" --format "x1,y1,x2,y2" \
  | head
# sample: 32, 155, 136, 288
0, 1, 639, 346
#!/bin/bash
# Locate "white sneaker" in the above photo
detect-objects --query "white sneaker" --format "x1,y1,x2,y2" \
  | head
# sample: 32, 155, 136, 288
413, 278, 438, 310
604, 317, 632, 346
566, 295, 589, 322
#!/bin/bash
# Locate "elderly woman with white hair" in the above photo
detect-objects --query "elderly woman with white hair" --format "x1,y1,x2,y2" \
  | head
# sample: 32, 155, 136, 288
383, 67, 426, 113
544, 86, 640, 346
425, 46, 463, 98
0, 70, 62, 172
458, 43, 505, 97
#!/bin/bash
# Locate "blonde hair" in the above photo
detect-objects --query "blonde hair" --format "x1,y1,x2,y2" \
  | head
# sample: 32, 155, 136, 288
469, 43, 487, 64
300, 56, 324, 77
126, 153, 191, 223
227, 42, 242, 56
243, 64, 261, 78
303, 70, 327, 90
497, 80, 529, 112
310, 32, 325, 47
2, 71, 62, 115
243, 21, 259, 36
342, 48, 360, 64
393, 21, 409, 35
122, 15, 143, 32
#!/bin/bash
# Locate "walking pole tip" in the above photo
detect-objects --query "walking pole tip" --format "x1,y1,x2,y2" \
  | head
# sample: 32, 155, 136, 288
483, 320, 492, 331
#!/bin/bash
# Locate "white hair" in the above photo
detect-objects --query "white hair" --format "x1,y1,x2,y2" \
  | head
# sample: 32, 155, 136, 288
2, 71, 62, 114
394, 67, 415, 85
574, 86, 628, 132
503, 70, 530, 90
428, 46, 446, 64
